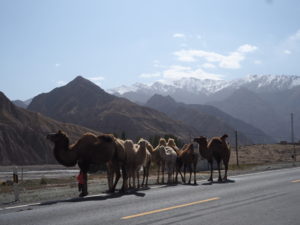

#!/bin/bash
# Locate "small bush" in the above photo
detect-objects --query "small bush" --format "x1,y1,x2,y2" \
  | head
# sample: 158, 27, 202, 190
40, 176, 48, 185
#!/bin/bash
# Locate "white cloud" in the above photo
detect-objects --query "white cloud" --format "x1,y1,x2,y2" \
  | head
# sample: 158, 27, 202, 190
87, 76, 105, 85
173, 33, 186, 38
139, 72, 161, 78
201, 63, 216, 69
284, 49, 292, 55
162, 65, 222, 80
288, 29, 300, 41
237, 44, 258, 53
173, 44, 258, 69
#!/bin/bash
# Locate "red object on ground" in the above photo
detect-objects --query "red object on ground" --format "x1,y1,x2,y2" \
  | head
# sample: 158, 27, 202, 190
77, 173, 85, 184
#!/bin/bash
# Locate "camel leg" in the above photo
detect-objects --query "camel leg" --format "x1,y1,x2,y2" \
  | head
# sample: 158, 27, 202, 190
141, 166, 146, 187
161, 162, 165, 184
217, 160, 222, 182
145, 163, 150, 186
120, 165, 128, 193
188, 164, 192, 184
112, 165, 121, 193
137, 169, 140, 189
183, 164, 187, 184
208, 160, 213, 182
193, 162, 197, 185
106, 162, 115, 193
157, 162, 160, 184
223, 160, 228, 182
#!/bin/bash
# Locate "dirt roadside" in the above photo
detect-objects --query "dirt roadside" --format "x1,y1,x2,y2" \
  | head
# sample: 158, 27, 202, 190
1, 162, 299, 208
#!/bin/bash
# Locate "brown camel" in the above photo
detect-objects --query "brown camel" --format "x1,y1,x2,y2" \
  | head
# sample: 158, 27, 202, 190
193, 134, 230, 182
176, 143, 198, 184
47, 130, 128, 197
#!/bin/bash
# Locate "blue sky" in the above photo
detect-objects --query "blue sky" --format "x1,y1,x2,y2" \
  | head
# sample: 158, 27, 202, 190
1, 0, 300, 100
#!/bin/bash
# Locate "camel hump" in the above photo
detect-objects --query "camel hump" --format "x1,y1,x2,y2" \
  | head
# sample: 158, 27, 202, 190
98, 134, 114, 143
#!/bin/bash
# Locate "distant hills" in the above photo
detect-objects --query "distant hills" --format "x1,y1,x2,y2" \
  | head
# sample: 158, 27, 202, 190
111, 74, 300, 142
0, 91, 97, 165
145, 94, 273, 145
28, 76, 197, 142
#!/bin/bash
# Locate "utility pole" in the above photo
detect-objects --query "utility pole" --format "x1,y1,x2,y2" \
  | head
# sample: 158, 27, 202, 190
291, 113, 296, 166
235, 130, 239, 167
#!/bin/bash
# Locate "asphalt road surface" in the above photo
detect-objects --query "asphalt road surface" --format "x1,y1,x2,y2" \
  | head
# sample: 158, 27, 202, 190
1, 167, 299, 225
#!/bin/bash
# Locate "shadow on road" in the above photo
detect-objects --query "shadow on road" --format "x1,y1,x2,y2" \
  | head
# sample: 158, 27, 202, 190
202, 179, 235, 185
39, 189, 146, 206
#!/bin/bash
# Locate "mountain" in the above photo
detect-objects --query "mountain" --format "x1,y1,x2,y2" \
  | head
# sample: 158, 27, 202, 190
28, 76, 197, 142
110, 74, 300, 141
0, 91, 98, 165
12, 100, 28, 109
110, 75, 300, 104
12, 98, 32, 109
145, 94, 273, 145
209, 88, 287, 141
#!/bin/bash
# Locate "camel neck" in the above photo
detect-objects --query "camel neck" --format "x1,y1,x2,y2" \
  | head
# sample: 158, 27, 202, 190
197, 144, 210, 160
53, 141, 78, 167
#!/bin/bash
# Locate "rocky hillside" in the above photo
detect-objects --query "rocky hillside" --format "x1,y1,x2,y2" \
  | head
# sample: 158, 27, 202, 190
28, 76, 197, 141
0, 91, 98, 165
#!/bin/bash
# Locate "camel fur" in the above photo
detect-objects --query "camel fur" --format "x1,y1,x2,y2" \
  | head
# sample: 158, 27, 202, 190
167, 138, 180, 154
138, 138, 152, 187
47, 130, 128, 197
176, 143, 198, 184
158, 145, 177, 184
194, 134, 230, 182
124, 139, 147, 189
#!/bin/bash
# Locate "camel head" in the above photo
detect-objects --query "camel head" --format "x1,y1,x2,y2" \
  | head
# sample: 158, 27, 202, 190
167, 138, 176, 147
47, 130, 69, 147
137, 138, 147, 149
193, 136, 208, 146
221, 134, 228, 141
159, 138, 167, 146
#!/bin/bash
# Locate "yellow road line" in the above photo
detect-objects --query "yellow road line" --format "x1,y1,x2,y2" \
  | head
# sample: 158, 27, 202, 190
291, 179, 300, 183
121, 197, 220, 220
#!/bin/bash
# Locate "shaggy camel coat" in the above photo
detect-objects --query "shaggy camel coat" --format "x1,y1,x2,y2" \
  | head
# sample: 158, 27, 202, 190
194, 134, 230, 182
47, 130, 128, 197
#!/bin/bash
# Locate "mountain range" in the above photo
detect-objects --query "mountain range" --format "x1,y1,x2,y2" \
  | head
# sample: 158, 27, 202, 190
0, 91, 97, 165
110, 74, 300, 142
28, 76, 197, 142
145, 94, 273, 145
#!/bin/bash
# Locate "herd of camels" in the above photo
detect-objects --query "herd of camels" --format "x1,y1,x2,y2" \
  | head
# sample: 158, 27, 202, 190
47, 130, 230, 197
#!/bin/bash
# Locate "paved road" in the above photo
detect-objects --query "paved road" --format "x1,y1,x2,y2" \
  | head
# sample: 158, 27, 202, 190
1, 167, 299, 225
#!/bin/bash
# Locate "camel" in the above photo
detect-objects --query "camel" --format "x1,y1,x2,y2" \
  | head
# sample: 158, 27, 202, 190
124, 139, 148, 189
167, 138, 180, 154
151, 138, 167, 184
193, 134, 230, 182
158, 145, 177, 184
176, 143, 198, 184
139, 139, 152, 187
47, 130, 128, 197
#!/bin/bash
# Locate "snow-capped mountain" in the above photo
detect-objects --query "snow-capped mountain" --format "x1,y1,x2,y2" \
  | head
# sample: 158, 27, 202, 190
109, 74, 300, 104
